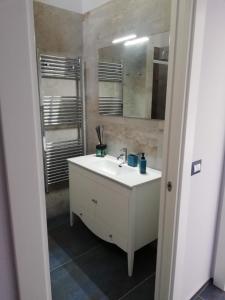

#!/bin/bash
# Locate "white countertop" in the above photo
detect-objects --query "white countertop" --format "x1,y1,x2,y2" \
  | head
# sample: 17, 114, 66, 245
68, 154, 162, 188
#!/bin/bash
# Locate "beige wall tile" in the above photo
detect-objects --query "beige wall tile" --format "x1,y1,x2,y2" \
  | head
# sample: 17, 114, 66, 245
83, 0, 171, 170
34, 1, 83, 57
33, 0, 171, 218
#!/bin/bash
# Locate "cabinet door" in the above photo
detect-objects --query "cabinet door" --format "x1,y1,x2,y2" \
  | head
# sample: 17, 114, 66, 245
69, 167, 83, 210
69, 165, 95, 221
89, 181, 129, 237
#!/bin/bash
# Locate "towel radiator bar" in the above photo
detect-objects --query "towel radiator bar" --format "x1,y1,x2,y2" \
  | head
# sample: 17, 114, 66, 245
99, 96, 123, 116
45, 140, 83, 185
98, 62, 123, 82
42, 96, 83, 127
40, 55, 80, 80
38, 54, 86, 191
98, 61, 123, 116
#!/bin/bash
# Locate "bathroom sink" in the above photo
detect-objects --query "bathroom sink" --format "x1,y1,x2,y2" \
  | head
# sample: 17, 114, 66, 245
68, 154, 162, 276
68, 154, 161, 188
89, 157, 136, 177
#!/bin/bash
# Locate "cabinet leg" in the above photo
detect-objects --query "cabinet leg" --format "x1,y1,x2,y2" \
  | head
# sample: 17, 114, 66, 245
70, 212, 74, 227
128, 251, 134, 277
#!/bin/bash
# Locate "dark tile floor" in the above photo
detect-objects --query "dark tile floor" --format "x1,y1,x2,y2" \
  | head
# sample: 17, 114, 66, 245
48, 215, 225, 300
48, 214, 157, 300
192, 281, 225, 300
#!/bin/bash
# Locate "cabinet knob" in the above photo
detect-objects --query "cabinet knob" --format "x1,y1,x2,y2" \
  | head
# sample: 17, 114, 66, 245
109, 234, 113, 239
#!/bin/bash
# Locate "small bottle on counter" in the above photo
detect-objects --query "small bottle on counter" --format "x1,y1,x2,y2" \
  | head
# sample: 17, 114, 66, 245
139, 153, 147, 174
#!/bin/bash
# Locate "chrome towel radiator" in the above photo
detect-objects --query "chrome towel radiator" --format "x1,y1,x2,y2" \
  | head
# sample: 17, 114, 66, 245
38, 54, 86, 192
98, 62, 123, 116
42, 96, 83, 127
45, 140, 83, 186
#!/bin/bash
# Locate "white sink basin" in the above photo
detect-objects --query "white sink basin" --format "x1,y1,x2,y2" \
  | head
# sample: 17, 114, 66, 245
68, 154, 162, 188
90, 158, 136, 177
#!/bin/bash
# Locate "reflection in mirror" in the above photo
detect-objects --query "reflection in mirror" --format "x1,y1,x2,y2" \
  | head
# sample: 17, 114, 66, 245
152, 46, 169, 119
98, 32, 169, 120
98, 51, 123, 116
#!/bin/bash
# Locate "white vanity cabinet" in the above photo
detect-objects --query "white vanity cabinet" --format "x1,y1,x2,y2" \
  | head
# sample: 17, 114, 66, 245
68, 156, 161, 277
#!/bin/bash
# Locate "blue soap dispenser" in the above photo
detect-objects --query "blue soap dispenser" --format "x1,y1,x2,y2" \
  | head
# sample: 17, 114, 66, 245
139, 153, 147, 174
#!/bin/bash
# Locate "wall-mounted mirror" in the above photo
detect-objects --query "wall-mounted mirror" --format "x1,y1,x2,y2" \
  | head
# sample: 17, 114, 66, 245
98, 32, 169, 120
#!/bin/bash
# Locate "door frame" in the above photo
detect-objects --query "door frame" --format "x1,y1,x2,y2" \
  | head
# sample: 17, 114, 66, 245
0, 0, 198, 299
213, 156, 225, 291
155, 0, 199, 298
0, 1, 52, 300
155, 0, 215, 297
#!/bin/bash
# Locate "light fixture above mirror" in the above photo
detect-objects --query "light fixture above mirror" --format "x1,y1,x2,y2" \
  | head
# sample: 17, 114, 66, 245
124, 36, 150, 46
112, 34, 137, 44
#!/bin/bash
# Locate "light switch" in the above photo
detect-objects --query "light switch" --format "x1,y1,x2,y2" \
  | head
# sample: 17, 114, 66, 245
191, 160, 202, 176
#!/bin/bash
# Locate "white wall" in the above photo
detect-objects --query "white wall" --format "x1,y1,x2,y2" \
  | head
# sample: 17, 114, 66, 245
37, 0, 83, 13
82, 0, 112, 13
0, 0, 51, 299
173, 0, 225, 299
37, 0, 112, 13
0, 122, 18, 300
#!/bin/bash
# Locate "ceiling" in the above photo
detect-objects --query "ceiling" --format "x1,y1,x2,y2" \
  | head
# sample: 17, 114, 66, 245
37, 0, 112, 14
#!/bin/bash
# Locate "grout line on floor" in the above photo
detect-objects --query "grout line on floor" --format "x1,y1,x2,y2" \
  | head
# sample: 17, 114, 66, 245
50, 259, 72, 273
117, 273, 155, 300
198, 283, 209, 295
73, 244, 102, 261
50, 243, 102, 274
190, 280, 211, 299
47, 217, 70, 233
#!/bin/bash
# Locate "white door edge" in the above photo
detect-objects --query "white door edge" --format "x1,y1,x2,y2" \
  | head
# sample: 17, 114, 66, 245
155, 0, 207, 299
213, 156, 225, 291
0, 1, 52, 300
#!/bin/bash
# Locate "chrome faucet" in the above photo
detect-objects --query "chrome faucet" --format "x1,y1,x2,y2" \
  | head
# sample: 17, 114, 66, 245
117, 148, 128, 166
